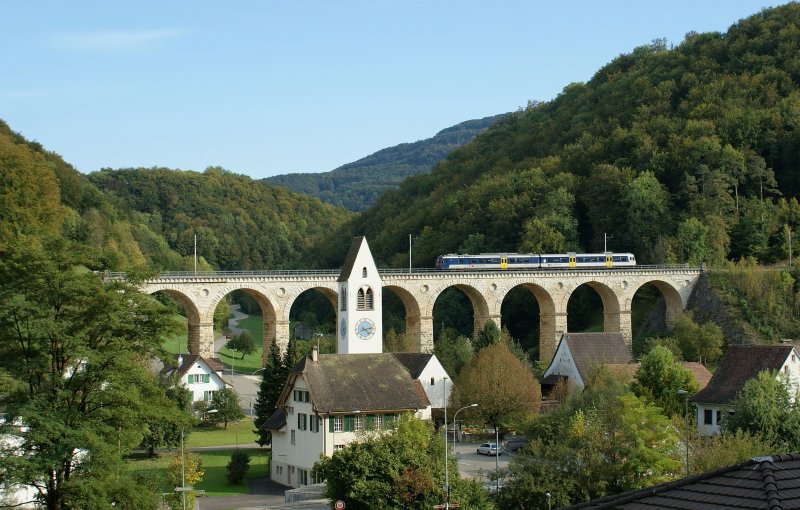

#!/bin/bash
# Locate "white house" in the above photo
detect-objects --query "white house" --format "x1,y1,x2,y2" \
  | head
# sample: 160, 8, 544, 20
264, 348, 432, 488
161, 354, 229, 404
691, 344, 800, 436
391, 352, 451, 410
540, 332, 631, 393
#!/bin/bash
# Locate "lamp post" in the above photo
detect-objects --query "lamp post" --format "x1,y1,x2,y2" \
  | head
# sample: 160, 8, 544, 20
231, 348, 237, 375
251, 367, 265, 416
443, 377, 449, 509
452, 403, 478, 453
677, 389, 690, 477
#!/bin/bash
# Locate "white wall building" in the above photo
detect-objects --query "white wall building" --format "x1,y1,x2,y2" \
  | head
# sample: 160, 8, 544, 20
540, 332, 631, 392
161, 354, 229, 403
691, 344, 800, 436
265, 348, 432, 488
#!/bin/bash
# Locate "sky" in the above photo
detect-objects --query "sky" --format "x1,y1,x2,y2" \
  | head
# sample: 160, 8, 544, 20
0, 1, 782, 180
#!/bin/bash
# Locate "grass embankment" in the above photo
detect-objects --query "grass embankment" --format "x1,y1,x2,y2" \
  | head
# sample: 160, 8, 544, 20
127, 420, 268, 497
162, 313, 267, 374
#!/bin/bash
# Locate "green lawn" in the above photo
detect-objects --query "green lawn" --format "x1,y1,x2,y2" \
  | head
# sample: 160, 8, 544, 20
186, 419, 259, 448
126, 447, 270, 497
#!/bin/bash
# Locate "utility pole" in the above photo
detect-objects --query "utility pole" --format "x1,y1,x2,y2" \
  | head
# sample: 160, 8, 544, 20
604, 233, 613, 253
194, 234, 197, 275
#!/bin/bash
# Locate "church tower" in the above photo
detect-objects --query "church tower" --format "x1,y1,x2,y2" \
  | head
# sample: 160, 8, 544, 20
337, 236, 383, 354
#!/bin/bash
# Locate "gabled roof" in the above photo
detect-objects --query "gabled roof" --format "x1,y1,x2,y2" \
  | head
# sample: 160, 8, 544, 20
338, 236, 366, 282
160, 354, 228, 385
391, 352, 434, 379
564, 453, 800, 509
285, 352, 429, 414
557, 333, 631, 382
263, 408, 287, 431
691, 345, 796, 405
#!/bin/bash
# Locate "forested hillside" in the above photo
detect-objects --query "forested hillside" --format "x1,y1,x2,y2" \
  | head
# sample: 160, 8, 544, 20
0, 120, 187, 270
265, 115, 505, 211
313, 3, 800, 270
89, 167, 352, 270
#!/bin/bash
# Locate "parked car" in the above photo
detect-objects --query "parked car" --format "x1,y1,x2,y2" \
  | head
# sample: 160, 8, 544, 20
477, 442, 501, 456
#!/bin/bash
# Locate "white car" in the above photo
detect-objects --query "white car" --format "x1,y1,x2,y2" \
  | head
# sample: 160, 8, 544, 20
477, 442, 501, 455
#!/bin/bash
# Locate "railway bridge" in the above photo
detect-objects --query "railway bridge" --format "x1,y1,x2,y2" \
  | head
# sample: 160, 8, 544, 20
139, 265, 703, 363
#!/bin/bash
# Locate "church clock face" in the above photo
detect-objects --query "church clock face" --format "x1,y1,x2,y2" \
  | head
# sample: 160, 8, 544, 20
355, 318, 376, 340
340, 318, 347, 339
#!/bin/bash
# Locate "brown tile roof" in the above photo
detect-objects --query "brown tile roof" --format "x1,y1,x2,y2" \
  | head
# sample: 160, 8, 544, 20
391, 352, 434, 379
682, 362, 712, 390
562, 453, 800, 509
160, 354, 230, 386
337, 236, 365, 282
290, 352, 429, 414
561, 333, 631, 382
691, 345, 795, 405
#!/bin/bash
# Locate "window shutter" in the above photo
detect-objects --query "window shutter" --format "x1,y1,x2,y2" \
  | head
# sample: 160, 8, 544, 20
345, 415, 354, 432
365, 414, 375, 430
204, 374, 210, 383
328, 417, 334, 433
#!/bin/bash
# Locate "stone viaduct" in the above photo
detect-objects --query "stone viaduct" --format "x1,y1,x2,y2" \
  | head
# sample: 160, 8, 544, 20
140, 265, 703, 364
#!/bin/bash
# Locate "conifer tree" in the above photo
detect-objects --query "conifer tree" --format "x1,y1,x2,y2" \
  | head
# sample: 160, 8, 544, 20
253, 340, 285, 446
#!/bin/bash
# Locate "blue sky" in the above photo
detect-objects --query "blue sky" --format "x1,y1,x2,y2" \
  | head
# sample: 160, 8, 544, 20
0, 1, 780, 179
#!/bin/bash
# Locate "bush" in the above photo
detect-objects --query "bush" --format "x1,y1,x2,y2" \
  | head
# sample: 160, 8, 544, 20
226, 450, 251, 485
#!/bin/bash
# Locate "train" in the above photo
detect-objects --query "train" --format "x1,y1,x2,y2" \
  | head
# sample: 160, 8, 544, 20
434, 252, 636, 270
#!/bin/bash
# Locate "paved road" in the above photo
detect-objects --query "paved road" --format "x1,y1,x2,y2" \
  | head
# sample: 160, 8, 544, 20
215, 305, 260, 416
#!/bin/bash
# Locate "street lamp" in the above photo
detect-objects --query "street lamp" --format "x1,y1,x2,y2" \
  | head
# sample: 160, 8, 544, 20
251, 367, 266, 416
443, 377, 449, 509
231, 348, 237, 375
452, 403, 478, 453
677, 389, 690, 477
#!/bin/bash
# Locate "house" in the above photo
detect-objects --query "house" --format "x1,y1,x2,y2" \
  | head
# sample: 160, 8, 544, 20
541, 333, 631, 394
563, 453, 800, 509
160, 354, 229, 404
690, 344, 800, 436
391, 352, 450, 409
264, 347, 432, 488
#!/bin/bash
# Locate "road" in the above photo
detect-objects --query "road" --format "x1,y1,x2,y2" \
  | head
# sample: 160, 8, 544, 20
215, 305, 260, 415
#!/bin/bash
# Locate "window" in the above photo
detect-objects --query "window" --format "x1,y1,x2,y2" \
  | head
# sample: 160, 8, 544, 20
354, 415, 363, 431
334, 444, 344, 450
311, 415, 320, 433
430, 377, 435, 385
291, 430, 296, 445
704, 409, 713, 425
293, 390, 310, 402
375, 414, 383, 430
298, 413, 307, 431
716, 410, 721, 425
188, 374, 210, 384
333, 416, 343, 432
362, 267, 367, 278
286, 406, 294, 415
341, 291, 347, 311
298, 469, 308, 486
203, 390, 214, 401
357, 287, 374, 311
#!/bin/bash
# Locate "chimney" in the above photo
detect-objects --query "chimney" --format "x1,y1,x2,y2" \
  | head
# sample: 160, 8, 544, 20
311, 345, 318, 363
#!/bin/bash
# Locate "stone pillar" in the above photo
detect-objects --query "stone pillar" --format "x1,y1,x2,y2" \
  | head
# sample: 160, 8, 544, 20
261, 314, 278, 366
197, 321, 215, 359
276, 320, 291, 354
419, 315, 434, 354
405, 314, 421, 352
617, 310, 633, 348
539, 312, 568, 364
187, 323, 200, 356
664, 306, 681, 329
604, 310, 621, 334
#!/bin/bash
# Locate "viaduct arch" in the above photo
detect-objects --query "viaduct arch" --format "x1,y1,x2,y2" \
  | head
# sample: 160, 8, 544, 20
140, 267, 701, 364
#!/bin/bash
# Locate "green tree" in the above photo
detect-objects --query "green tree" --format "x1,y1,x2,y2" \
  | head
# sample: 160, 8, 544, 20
725, 370, 800, 450
0, 238, 179, 510
226, 330, 256, 359
165, 451, 204, 510
254, 340, 285, 446
474, 319, 501, 352
671, 314, 723, 363
455, 340, 540, 438
691, 429, 775, 474
632, 346, 699, 417
676, 217, 711, 265
623, 171, 672, 262
313, 415, 492, 510
139, 383, 194, 457
226, 450, 251, 485
433, 328, 474, 377
210, 387, 245, 430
